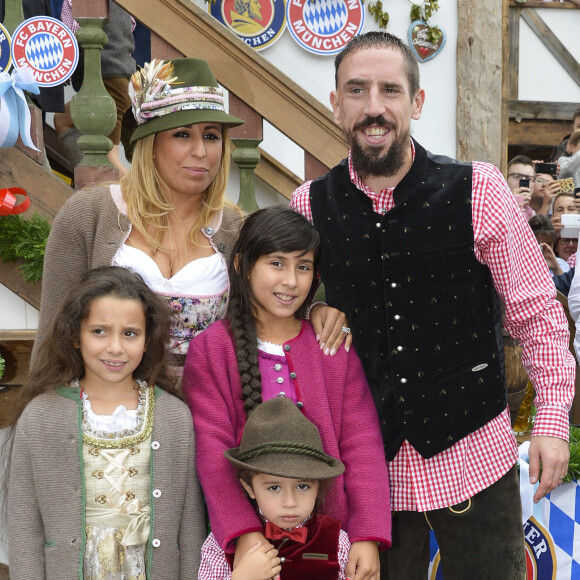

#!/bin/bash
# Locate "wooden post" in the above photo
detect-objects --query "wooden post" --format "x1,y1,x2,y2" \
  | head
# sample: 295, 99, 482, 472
229, 94, 262, 213
456, 0, 504, 167
71, 0, 118, 189
150, 32, 183, 60
304, 152, 329, 182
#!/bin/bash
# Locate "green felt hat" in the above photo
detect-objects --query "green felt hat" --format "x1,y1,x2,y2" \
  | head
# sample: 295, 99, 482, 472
129, 58, 244, 144
224, 397, 345, 481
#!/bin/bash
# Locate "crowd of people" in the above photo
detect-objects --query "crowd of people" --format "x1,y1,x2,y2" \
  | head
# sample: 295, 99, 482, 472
505, 109, 580, 293
4, 30, 579, 580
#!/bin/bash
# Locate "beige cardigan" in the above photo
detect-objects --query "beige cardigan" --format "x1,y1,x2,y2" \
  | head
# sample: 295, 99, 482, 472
8, 386, 206, 580
34, 184, 243, 361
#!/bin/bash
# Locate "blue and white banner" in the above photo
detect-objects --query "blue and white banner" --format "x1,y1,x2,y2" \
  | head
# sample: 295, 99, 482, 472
0, 67, 40, 150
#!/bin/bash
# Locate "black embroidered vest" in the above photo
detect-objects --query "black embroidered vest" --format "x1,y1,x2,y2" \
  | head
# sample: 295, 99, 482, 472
310, 140, 506, 460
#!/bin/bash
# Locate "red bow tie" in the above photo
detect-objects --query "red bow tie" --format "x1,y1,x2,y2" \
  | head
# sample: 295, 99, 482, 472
264, 522, 308, 544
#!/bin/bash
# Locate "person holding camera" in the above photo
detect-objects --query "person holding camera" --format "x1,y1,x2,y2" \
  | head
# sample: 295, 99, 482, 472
558, 131, 580, 189
506, 155, 536, 219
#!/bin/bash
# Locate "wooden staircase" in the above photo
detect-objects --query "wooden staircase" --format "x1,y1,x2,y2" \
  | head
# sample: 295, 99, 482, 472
0, 0, 347, 399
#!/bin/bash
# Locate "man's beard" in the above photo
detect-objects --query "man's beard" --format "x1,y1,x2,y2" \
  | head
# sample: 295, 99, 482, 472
345, 116, 408, 179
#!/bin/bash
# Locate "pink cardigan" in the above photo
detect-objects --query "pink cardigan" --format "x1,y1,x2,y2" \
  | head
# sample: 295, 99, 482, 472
183, 320, 391, 552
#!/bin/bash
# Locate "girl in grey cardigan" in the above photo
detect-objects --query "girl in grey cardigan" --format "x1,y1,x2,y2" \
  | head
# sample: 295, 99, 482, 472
8, 267, 205, 580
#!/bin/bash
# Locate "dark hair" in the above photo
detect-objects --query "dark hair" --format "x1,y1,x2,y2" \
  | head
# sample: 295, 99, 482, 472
529, 214, 558, 250
507, 155, 535, 172
334, 31, 420, 97
13, 266, 180, 424
227, 206, 320, 417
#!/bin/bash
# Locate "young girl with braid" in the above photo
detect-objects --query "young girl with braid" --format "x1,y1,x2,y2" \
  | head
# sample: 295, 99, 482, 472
183, 207, 391, 580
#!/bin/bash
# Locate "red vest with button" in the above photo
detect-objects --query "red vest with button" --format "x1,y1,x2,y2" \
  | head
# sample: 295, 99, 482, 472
227, 513, 342, 579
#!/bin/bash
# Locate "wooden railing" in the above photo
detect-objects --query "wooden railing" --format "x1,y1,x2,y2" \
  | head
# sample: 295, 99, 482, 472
69, 0, 347, 201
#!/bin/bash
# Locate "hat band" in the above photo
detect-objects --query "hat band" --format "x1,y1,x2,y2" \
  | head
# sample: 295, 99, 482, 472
237, 441, 336, 466
134, 85, 225, 125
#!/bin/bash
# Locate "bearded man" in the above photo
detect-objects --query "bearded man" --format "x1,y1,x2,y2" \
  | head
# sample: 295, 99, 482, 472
291, 31, 575, 580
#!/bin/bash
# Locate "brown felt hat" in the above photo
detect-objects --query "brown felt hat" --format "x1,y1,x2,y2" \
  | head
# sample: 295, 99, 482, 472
129, 58, 244, 143
224, 397, 344, 480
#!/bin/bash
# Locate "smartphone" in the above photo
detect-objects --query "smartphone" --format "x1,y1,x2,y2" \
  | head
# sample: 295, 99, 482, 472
519, 178, 530, 189
535, 162, 558, 176
556, 177, 575, 193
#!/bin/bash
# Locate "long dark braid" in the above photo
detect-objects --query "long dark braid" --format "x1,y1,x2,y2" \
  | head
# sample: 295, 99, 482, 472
227, 291, 263, 416
226, 206, 320, 417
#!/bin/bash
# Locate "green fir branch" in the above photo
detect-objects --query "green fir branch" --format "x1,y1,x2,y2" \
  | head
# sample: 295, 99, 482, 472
0, 353, 4, 380
411, 0, 441, 44
366, 0, 389, 29
0, 213, 51, 283
564, 426, 580, 482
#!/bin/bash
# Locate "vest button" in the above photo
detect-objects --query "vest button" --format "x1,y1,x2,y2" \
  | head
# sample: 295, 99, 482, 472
276, 377, 285, 384
290, 372, 297, 379
394, 315, 401, 321
284, 345, 291, 352
376, 222, 381, 228
391, 283, 397, 288
397, 346, 403, 352
274, 364, 282, 371
400, 378, 407, 384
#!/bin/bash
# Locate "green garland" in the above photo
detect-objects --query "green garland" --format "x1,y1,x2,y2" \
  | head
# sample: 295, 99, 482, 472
564, 426, 580, 482
0, 352, 4, 380
410, 0, 442, 43
0, 213, 51, 283
366, 0, 442, 44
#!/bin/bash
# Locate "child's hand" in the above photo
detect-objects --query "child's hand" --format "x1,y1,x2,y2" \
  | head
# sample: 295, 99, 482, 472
539, 243, 562, 274
310, 304, 352, 355
345, 541, 380, 580
231, 541, 282, 580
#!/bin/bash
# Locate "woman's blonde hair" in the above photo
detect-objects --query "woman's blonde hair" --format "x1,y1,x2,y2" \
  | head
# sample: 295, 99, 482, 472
120, 126, 232, 251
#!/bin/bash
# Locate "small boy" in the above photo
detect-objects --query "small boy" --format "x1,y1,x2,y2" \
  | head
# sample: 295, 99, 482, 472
198, 397, 351, 580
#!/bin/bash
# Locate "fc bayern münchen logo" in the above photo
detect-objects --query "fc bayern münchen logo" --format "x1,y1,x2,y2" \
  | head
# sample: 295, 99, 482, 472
209, 0, 287, 51
286, 0, 364, 56
11, 16, 78, 87
0, 23, 12, 72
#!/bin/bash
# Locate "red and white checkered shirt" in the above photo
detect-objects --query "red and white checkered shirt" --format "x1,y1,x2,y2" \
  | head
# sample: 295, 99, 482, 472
198, 527, 351, 580
291, 149, 575, 512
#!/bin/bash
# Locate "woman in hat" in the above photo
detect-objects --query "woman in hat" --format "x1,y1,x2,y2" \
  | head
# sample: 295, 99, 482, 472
33, 58, 245, 365
199, 397, 351, 580
33, 58, 349, 366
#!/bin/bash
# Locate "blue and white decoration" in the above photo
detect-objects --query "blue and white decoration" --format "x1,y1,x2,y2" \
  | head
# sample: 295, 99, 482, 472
0, 67, 40, 150
11, 16, 78, 87
286, 0, 364, 55
0, 23, 12, 73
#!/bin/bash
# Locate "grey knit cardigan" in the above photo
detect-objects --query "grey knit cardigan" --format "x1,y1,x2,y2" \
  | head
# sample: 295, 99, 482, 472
8, 386, 206, 579
33, 184, 243, 362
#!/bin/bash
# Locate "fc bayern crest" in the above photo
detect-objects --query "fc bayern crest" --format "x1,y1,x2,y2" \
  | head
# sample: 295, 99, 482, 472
11, 16, 78, 87
0, 23, 12, 72
286, 0, 364, 56
209, 0, 286, 51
